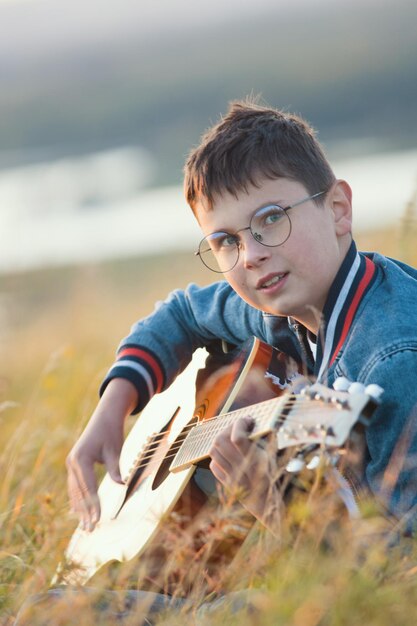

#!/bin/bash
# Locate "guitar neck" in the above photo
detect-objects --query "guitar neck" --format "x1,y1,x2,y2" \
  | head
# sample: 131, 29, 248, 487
169, 382, 376, 474
170, 395, 288, 472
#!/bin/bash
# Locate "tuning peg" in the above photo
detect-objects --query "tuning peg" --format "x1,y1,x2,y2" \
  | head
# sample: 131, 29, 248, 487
306, 455, 321, 470
348, 382, 366, 394
333, 376, 351, 391
285, 457, 306, 473
365, 384, 384, 401
300, 386, 314, 399
330, 396, 350, 410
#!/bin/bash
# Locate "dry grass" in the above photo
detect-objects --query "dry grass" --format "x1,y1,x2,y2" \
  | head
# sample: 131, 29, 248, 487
1, 197, 417, 624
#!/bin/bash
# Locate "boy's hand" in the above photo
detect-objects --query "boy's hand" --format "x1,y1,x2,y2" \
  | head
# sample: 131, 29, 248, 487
66, 378, 138, 531
209, 416, 283, 532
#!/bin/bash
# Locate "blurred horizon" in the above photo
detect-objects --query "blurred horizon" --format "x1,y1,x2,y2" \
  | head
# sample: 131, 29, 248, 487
1, 0, 417, 272
1, 0, 416, 176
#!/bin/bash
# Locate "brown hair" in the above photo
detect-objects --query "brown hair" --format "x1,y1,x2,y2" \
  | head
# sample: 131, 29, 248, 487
184, 98, 335, 213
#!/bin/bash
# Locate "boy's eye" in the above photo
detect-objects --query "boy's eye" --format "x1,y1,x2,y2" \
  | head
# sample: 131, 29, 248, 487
265, 212, 282, 225
222, 234, 238, 248
259, 206, 285, 227
250, 205, 286, 235
210, 232, 238, 251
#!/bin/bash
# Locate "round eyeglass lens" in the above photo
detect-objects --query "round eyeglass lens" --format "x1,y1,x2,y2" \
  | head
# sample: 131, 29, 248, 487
249, 205, 291, 247
198, 231, 239, 273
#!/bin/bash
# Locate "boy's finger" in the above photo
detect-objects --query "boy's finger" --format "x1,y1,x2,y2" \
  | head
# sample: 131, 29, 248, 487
67, 458, 100, 529
103, 449, 124, 484
209, 444, 234, 474
230, 416, 255, 449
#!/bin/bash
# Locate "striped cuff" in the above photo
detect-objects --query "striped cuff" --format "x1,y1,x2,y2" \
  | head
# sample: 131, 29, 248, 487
100, 345, 166, 414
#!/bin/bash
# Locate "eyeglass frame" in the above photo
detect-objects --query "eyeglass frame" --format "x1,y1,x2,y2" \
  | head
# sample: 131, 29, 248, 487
195, 190, 327, 273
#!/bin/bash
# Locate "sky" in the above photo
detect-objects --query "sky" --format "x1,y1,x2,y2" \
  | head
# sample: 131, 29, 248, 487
0, 0, 370, 62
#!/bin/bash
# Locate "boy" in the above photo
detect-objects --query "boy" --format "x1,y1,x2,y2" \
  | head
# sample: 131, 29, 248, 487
67, 99, 417, 537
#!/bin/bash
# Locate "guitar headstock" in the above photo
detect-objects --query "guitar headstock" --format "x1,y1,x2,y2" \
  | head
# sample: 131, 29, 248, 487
276, 378, 383, 455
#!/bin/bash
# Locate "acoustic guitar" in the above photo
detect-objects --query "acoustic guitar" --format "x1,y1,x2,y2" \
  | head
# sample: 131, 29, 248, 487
57, 338, 381, 589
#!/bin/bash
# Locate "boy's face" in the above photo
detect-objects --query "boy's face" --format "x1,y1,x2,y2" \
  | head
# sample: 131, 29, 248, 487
195, 177, 352, 334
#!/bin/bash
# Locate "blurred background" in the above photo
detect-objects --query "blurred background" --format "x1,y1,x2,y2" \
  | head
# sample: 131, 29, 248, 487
0, 0, 417, 273
1, 3, 417, 617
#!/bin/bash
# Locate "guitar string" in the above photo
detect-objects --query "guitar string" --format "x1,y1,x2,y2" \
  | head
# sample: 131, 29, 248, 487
122, 395, 311, 464
128, 391, 349, 451
133, 398, 287, 446
129, 393, 333, 450
122, 403, 354, 479
124, 398, 352, 470
122, 410, 352, 486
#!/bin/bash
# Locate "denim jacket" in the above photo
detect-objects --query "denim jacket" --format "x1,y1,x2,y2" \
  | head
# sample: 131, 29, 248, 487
102, 243, 417, 527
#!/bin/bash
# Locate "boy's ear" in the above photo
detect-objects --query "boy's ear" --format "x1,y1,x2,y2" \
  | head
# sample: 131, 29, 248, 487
329, 179, 353, 236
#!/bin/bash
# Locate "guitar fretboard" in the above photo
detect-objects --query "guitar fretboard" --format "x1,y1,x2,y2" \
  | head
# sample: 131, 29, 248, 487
170, 395, 288, 472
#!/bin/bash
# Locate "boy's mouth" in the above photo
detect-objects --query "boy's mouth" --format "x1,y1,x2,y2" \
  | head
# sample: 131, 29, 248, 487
257, 273, 288, 290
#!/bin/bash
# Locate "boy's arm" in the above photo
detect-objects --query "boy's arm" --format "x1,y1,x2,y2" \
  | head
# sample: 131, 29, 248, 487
209, 417, 284, 535
100, 281, 269, 414
363, 347, 417, 532
66, 378, 138, 531
68, 281, 271, 529
208, 348, 417, 537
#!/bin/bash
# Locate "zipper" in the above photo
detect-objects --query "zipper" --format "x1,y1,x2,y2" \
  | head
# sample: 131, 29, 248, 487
291, 321, 315, 374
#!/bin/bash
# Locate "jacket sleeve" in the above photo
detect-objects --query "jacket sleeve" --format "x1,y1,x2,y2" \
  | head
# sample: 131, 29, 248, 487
100, 281, 268, 413
363, 345, 417, 532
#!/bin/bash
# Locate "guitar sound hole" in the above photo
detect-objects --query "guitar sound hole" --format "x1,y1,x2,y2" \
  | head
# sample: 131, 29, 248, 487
151, 458, 172, 490
152, 420, 197, 490
114, 433, 162, 517
124, 464, 146, 501
114, 424, 189, 517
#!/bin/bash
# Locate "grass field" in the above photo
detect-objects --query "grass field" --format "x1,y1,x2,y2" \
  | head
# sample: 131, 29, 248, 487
1, 205, 417, 624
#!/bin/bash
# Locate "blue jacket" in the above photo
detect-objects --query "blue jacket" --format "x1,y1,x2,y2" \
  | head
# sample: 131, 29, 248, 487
102, 243, 417, 527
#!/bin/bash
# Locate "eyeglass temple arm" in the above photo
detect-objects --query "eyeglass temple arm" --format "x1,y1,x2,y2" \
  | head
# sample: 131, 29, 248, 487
288, 190, 326, 210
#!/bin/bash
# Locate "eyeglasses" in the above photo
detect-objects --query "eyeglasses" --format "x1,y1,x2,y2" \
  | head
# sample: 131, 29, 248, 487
195, 190, 326, 273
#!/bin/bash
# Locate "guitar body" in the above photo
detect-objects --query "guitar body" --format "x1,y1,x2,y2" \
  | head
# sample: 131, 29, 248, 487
60, 338, 294, 589
59, 337, 376, 593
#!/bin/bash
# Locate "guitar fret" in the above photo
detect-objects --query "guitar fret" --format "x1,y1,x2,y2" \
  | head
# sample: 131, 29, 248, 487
171, 396, 287, 470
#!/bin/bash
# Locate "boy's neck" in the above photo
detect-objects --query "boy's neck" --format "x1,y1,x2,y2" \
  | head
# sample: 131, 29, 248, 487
289, 240, 358, 338
291, 237, 354, 336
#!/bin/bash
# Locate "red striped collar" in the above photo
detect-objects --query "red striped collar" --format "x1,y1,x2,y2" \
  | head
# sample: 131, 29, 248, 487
315, 242, 377, 381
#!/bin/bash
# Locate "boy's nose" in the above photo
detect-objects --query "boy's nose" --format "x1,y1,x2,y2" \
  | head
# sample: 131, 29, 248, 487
240, 231, 270, 268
